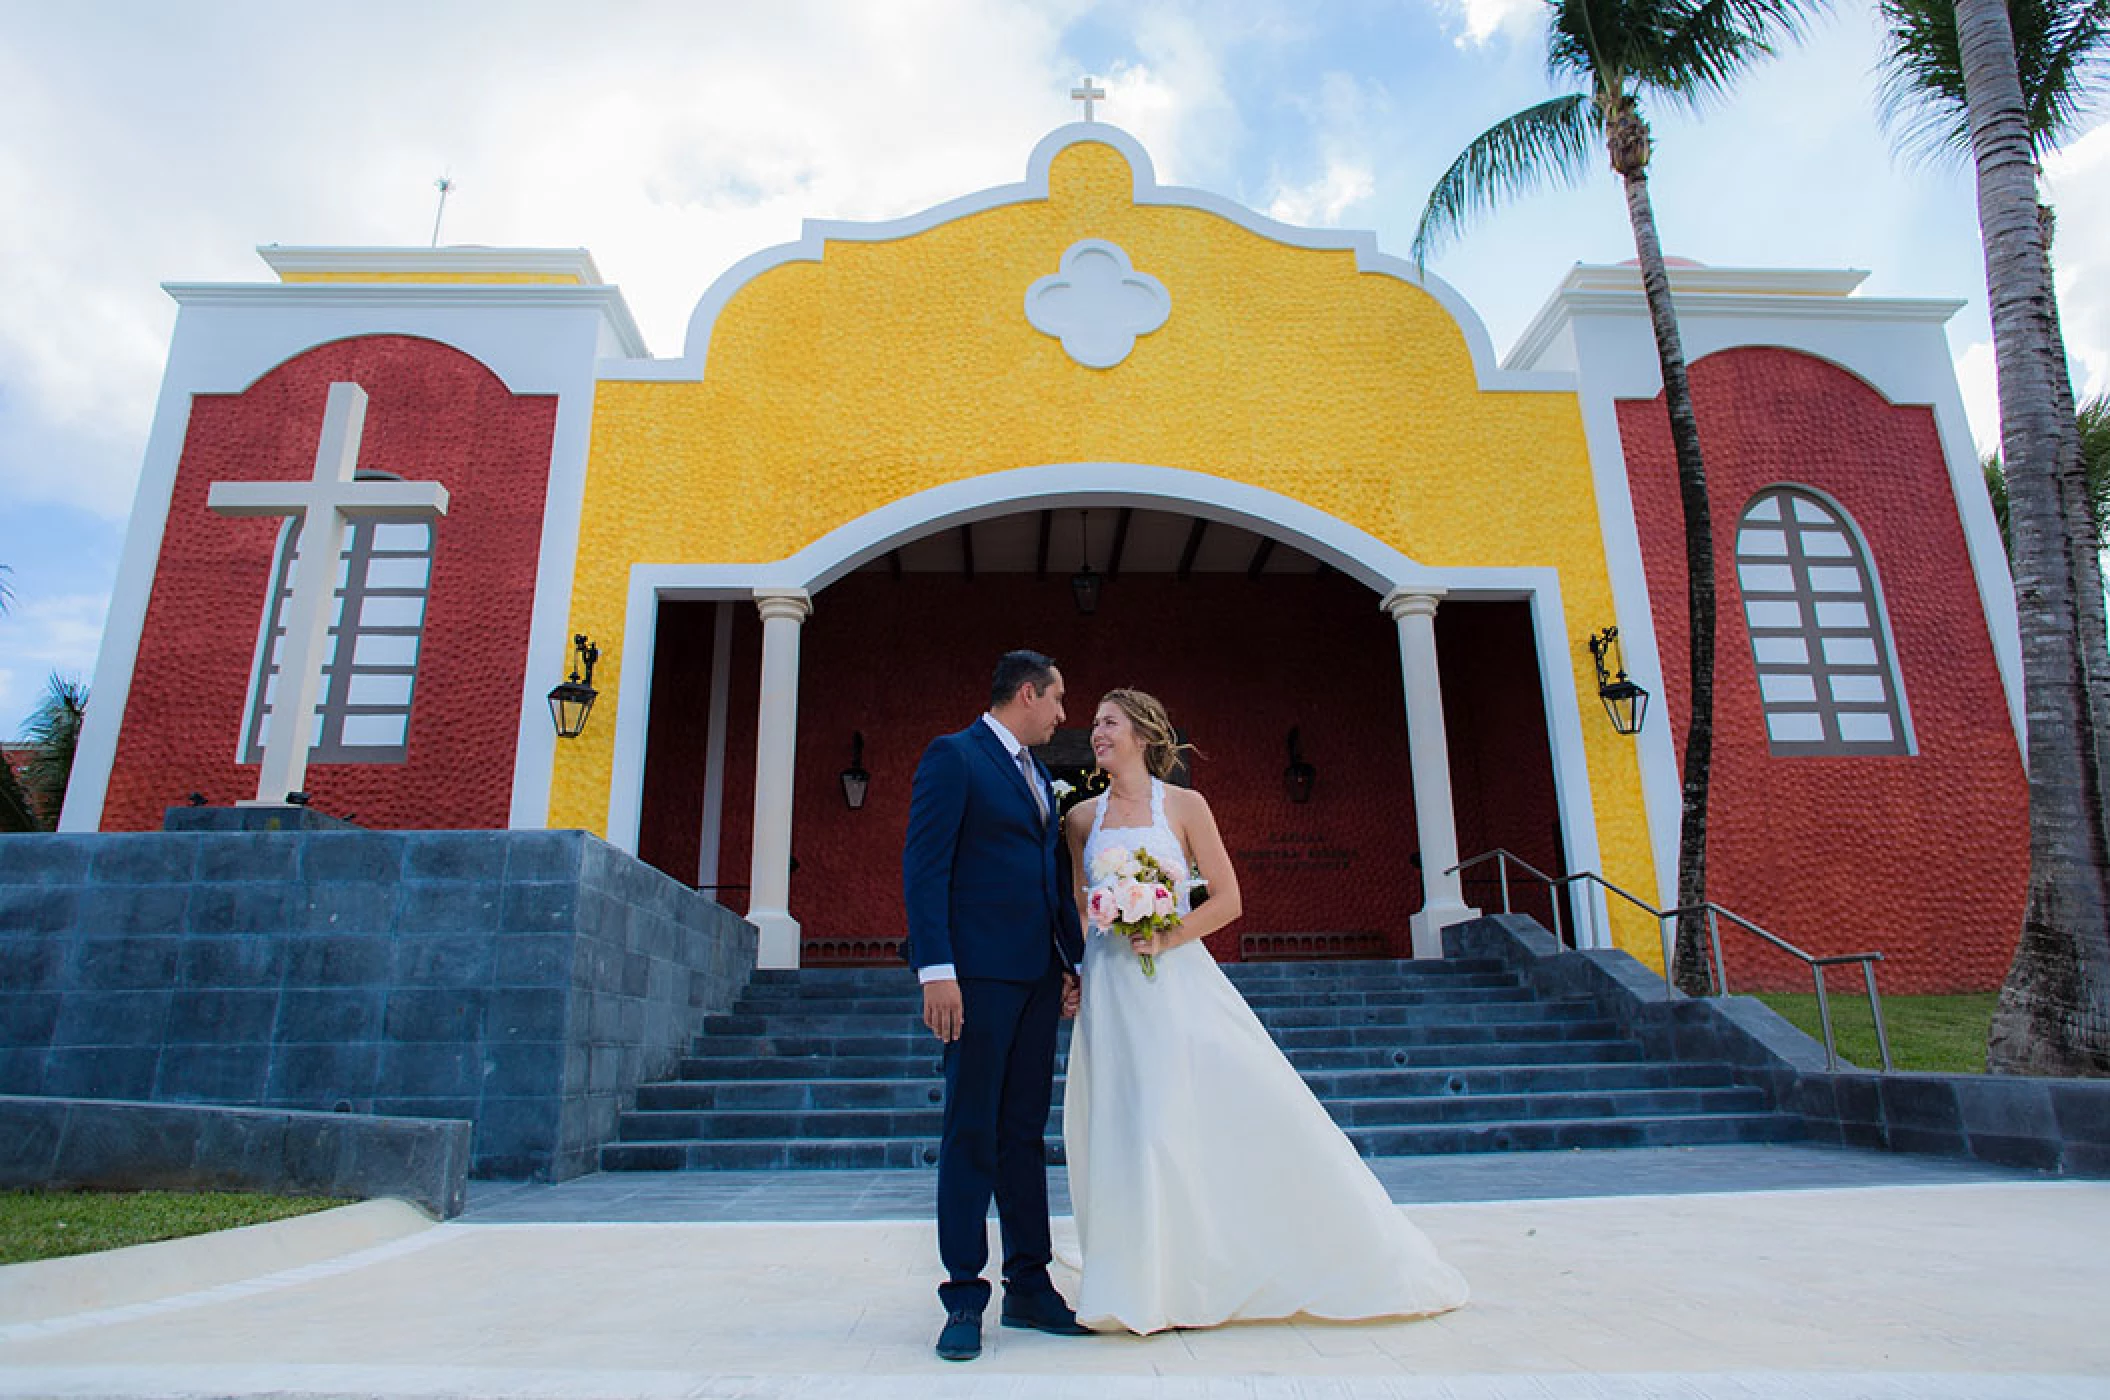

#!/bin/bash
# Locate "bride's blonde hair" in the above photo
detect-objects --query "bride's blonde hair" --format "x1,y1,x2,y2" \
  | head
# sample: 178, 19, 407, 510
1100, 689, 1197, 781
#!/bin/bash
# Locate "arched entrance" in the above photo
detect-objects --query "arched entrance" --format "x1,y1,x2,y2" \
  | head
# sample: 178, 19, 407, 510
605, 465, 1605, 968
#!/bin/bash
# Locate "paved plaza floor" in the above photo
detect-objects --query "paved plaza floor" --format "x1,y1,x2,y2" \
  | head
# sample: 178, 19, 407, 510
1, 1145, 2106, 1399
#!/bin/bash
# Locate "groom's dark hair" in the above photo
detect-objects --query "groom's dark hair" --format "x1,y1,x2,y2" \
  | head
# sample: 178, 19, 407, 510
990, 649, 1058, 709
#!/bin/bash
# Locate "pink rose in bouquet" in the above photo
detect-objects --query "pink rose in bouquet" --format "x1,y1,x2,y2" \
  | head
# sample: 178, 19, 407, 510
1084, 844, 1181, 980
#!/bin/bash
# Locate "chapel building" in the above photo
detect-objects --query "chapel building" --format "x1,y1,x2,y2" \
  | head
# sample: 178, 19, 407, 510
62, 124, 2027, 993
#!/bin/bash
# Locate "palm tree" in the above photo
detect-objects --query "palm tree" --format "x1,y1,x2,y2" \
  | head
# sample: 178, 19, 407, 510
19, 674, 87, 832
1929, 0, 2110, 1074
1984, 393, 2110, 553
1414, 0, 1822, 994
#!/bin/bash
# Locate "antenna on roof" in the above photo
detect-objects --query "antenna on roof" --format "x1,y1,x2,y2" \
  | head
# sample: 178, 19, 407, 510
430, 175, 456, 247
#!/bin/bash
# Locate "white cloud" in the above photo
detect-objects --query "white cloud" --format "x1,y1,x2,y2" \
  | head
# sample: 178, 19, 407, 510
1268, 160, 1376, 225
0, 591, 107, 740
1434, 0, 1544, 48
1954, 340, 2001, 458
2045, 122, 2110, 407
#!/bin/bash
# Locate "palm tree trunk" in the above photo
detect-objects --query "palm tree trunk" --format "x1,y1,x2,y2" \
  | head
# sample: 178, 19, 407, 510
1616, 147, 1717, 997
1956, 0, 2110, 1075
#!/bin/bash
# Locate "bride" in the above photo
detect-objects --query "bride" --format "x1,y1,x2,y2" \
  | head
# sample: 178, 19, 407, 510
1060, 688, 1470, 1335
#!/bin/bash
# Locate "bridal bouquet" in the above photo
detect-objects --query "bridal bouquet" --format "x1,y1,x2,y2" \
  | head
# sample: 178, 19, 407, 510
1084, 845, 1180, 979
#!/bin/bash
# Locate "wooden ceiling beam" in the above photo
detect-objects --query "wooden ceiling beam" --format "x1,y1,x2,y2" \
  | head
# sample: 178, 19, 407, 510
1107, 508, 1134, 580
959, 524, 975, 581
1035, 510, 1052, 582
1246, 535, 1276, 581
1176, 518, 1209, 582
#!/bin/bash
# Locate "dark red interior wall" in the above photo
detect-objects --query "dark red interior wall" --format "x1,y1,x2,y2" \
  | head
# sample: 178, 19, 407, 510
638, 574, 1566, 961
1440, 601, 1568, 934
103, 336, 555, 831
1619, 346, 2027, 991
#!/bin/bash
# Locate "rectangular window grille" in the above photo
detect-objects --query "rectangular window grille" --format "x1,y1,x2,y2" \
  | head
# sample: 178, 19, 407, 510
242, 507, 432, 766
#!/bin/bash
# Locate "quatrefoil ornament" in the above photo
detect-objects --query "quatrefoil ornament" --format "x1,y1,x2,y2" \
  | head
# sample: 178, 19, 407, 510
1024, 239, 1172, 370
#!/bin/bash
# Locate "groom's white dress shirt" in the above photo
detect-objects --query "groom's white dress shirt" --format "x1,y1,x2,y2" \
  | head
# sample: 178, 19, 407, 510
916, 713, 1041, 986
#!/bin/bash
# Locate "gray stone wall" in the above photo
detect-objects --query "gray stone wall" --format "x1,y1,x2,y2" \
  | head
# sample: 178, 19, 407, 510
0, 1095, 472, 1218
0, 828, 756, 1180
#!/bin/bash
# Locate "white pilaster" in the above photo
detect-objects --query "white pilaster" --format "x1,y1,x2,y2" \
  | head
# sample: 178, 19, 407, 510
1382, 588, 1481, 957
747, 589, 812, 968
696, 600, 735, 893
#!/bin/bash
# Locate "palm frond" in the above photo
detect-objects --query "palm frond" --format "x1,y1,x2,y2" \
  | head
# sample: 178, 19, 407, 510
2032, 0, 2110, 146
1413, 94, 1602, 265
1548, 0, 1824, 106
2081, 391, 2110, 545
0, 563, 13, 617
1876, 0, 1974, 166
0, 751, 35, 834
20, 673, 87, 830
1879, 0, 2110, 165
1645, 0, 1830, 108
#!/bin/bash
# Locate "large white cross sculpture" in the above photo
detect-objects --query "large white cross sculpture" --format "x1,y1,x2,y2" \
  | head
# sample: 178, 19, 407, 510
208, 382, 449, 806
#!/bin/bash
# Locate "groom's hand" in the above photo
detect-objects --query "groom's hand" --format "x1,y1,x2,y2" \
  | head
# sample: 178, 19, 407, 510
1060, 972, 1081, 1020
923, 979, 965, 1042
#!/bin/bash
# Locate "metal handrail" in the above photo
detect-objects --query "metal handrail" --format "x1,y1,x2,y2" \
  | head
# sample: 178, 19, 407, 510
1449, 848, 1893, 1073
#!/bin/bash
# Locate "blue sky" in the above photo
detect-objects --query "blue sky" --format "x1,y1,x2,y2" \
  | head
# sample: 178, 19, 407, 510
1, 0, 2104, 739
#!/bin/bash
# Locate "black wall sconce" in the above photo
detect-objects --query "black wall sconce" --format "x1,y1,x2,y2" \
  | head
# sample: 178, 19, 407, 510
1071, 510, 1101, 616
548, 634, 601, 739
1588, 626, 1650, 736
1283, 727, 1316, 804
840, 731, 871, 810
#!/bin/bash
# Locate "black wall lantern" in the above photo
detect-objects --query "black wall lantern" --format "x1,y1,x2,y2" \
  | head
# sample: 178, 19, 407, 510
840, 731, 871, 810
1588, 626, 1650, 737
548, 633, 601, 739
1070, 510, 1101, 615
1283, 726, 1316, 804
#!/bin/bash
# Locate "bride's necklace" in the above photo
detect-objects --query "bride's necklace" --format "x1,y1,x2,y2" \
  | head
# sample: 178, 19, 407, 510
1105, 778, 1151, 824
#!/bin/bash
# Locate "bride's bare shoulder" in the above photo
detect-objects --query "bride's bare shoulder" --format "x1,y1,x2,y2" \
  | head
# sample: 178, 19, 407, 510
1164, 785, 1214, 817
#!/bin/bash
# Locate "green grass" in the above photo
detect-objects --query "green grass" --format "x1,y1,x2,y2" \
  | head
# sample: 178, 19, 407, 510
1752, 992, 1998, 1075
0, 1190, 349, 1266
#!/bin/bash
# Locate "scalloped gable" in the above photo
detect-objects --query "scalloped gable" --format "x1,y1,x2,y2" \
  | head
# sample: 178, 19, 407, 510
603, 123, 1563, 396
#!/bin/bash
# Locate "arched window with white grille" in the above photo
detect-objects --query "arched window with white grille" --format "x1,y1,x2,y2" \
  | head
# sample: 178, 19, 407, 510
241, 473, 433, 765
1735, 487, 1911, 756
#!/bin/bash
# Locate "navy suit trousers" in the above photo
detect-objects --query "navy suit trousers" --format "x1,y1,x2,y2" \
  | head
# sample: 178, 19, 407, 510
935, 962, 1066, 1314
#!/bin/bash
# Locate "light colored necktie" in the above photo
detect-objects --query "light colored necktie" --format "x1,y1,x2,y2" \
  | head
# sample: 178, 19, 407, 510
1018, 748, 1048, 824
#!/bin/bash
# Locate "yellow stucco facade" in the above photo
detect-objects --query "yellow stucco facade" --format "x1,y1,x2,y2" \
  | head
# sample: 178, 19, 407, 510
553, 132, 1661, 960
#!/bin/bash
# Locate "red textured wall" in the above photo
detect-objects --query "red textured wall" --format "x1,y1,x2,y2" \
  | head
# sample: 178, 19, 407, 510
1619, 346, 2027, 992
637, 573, 1566, 960
102, 336, 557, 830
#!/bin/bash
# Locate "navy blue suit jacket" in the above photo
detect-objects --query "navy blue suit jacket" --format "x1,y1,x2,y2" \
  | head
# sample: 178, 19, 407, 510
902, 721, 1084, 981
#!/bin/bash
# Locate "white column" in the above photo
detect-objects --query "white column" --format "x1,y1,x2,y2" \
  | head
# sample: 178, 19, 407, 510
747, 589, 811, 969
1382, 587, 1480, 958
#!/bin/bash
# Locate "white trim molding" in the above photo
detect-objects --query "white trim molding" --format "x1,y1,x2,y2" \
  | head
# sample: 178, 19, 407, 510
1507, 261, 2025, 901
62, 276, 622, 834
257, 246, 607, 286
598, 463, 1619, 955
600, 123, 1570, 397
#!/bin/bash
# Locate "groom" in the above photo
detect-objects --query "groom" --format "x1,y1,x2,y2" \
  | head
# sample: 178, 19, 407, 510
903, 649, 1090, 1361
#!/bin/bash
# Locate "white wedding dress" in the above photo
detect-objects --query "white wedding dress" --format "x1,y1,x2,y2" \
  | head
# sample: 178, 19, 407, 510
1063, 779, 1470, 1334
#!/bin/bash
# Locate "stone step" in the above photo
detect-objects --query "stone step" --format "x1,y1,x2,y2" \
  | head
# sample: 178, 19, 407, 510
615, 1087, 1774, 1143
669, 1037, 1653, 1082
632, 1060, 1738, 1113
599, 1111, 1804, 1172
681, 1015, 1622, 1059
738, 958, 1515, 997
700, 998, 1601, 1038
729, 980, 1535, 1018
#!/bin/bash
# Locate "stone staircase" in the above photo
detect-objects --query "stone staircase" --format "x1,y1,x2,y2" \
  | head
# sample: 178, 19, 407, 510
600, 955, 1804, 1171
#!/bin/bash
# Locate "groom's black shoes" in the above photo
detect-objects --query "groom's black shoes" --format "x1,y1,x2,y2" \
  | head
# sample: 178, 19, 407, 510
1000, 1290, 1092, 1336
935, 1308, 983, 1361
